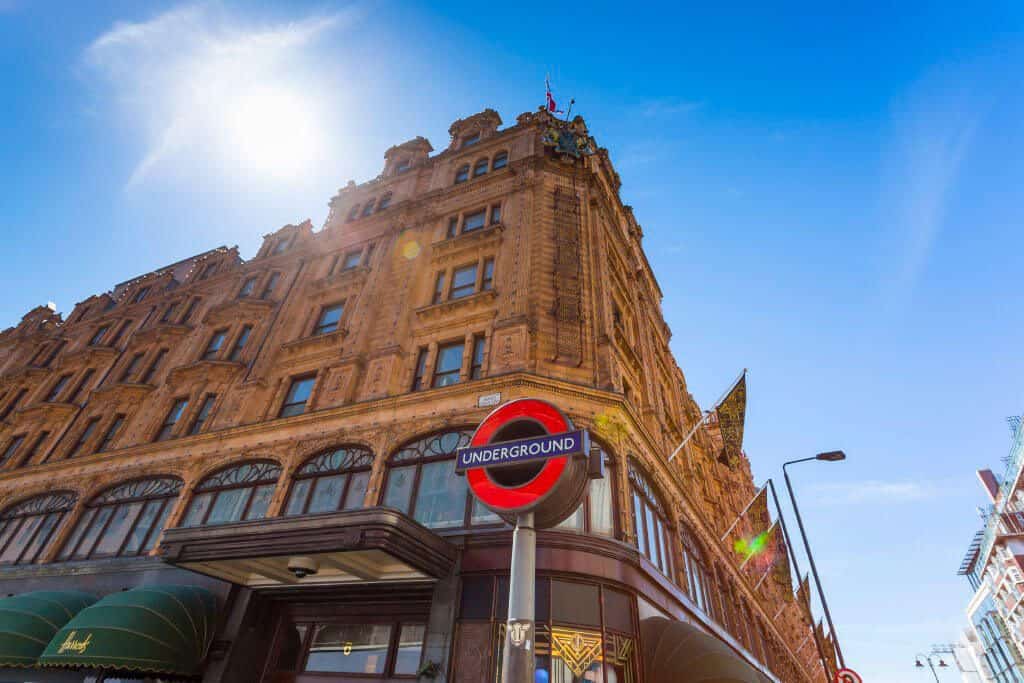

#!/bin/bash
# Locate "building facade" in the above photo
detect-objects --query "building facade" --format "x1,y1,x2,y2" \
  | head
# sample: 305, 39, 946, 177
959, 420, 1024, 682
0, 108, 824, 682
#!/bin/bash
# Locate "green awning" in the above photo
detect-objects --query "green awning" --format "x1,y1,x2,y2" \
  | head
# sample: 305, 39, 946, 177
38, 584, 217, 677
0, 591, 96, 667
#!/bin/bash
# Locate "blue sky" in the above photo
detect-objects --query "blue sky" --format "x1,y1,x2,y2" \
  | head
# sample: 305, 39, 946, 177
2, 1, 1023, 679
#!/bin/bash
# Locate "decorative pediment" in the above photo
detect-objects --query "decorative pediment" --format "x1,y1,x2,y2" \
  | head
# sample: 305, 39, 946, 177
431, 224, 504, 264
280, 329, 348, 359
91, 382, 156, 404
56, 345, 117, 370
0, 365, 48, 387
166, 360, 245, 388
309, 266, 370, 294
203, 299, 274, 326
12, 401, 78, 423
129, 322, 193, 347
448, 109, 502, 149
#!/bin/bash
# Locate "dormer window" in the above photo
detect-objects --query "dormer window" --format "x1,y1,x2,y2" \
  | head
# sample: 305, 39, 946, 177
272, 237, 291, 255
460, 132, 480, 149
396, 159, 412, 174
346, 205, 360, 222
238, 276, 258, 298
454, 165, 470, 184
131, 286, 150, 304
361, 199, 376, 217
492, 151, 508, 170
377, 192, 392, 210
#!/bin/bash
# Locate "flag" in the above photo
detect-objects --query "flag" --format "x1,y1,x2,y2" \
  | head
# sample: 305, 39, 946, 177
723, 485, 774, 577
715, 371, 746, 466
546, 76, 563, 114
795, 573, 813, 622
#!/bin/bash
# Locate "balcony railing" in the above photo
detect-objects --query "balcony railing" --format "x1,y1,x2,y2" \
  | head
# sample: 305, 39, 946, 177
977, 418, 1024, 571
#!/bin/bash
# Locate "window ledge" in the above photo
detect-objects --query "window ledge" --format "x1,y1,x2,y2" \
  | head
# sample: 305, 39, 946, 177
310, 265, 370, 293
432, 223, 504, 262
91, 382, 156, 402
9, 400, 79, 422
281, 328, 349, 356
0, 364, 49, 383
415, 290, 497, 320
166, 360, 245, 388
131, 322, 192, 346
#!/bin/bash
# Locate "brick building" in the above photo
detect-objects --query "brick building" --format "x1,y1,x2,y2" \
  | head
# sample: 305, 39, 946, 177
0, 108, 825, 682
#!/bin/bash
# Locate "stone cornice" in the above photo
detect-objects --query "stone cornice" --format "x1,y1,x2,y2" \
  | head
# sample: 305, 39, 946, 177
202, 298, 275, 326
129, 322, 193, 347
414, 290, 497, 324
430, 224, 505, 264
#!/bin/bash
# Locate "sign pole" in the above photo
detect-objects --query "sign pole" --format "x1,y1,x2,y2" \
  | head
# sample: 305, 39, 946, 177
502, 511, 536, 683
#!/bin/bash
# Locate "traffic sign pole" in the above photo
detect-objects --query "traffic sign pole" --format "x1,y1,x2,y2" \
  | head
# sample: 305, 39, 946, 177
502, 512, 536, 683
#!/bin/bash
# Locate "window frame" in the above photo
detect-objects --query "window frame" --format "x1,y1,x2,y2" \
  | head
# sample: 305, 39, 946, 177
68, 417, 101, 457
239, 276, 258, 298
313, 302, 345, 336
45, 374, 71, 402
629, 463, 674, 577
0, 435, 26, 467
284, 446, 374, 517
280, 375, 317, 418
491, 150, 509, 170
228, 325, 252, 362
95, 415, 126, 454
454, 164, 470, 184
140, 349, 168, 384
431, 341, 465, 388
154, 398, 189, 442
202, 329, 228, 361
182, 461, 282, 528
188, 394, 217, 435
0, 492, 75, 565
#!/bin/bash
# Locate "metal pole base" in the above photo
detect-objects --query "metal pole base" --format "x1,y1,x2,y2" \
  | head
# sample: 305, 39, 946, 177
501, 512, 536, 683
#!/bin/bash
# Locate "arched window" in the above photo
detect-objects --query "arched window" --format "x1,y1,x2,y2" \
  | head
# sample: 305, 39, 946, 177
182, 461, 281, 527
0, 492, 75, 565
454, 164, 470, 184
285, 446, 373, 516
629, 463, 673, 576
361, 199, 376, 217
377, 192, 392, 210
491, 151, 508, 170
57, 477, 181, 560
382, 431, 500, 530
680, 525, 714, 615
555, 447, 617, 537
472, 158, 489, 178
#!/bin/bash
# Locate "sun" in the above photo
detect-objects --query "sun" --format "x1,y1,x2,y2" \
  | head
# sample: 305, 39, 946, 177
222, 84, 321, 181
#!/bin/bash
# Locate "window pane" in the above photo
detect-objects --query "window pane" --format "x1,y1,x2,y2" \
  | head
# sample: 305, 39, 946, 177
307, 475, 347, 514
305, 624, 392, 674
460, 577, 494, 619
0, 519, 32, 563
122, 499, 162, 555
632, 493, 646, 556
246, 484, 276, 520
604, 587, 634, 634
556, 503, 584, 531
433, 343, 464, 387
285, 479, 312, 515
383, 465, 415, 513
182, 492, 213, 527
463, 210, 486, 231
413, 460, 466, 529
589, 476, 614, 536
73, 507, 113, 559
471, 498, 501, 525
21, 513, 59, 563
343, 471, 369, 510
394, 624, 426, 675
141, 500, 174, 552
450, 265, 477, 299
551, 580, 601, 627
94, 502, 143, 556
207, 488, 251, 525
645, 505, 661, 568
58, 508, 95, 560
342, 251, 362, 269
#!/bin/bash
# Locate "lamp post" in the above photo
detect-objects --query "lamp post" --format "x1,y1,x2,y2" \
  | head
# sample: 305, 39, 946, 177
783, 451, 847, 669
915, 652, 949, 682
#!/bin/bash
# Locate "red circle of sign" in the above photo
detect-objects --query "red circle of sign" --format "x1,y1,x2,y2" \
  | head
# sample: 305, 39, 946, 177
834, 669, 862, 683
466, 399, 572, 511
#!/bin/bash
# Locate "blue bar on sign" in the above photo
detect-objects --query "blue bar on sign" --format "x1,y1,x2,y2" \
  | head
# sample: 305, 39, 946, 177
455, 430, 588, 472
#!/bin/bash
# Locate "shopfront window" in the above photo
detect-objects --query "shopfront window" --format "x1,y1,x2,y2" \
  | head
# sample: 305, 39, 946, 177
58, 477, 181, 560
285, 446, 373, 516
0, 492, 75, 565
555, 447, 617, 537
630, 463, 674, 577
382, 430, 500, 530
271, 619, 425, 678
182, 461, 281, 527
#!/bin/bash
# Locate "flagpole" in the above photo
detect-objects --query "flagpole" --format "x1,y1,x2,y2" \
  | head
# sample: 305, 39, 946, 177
667, 368, 746, 463
719, 482, 767, 543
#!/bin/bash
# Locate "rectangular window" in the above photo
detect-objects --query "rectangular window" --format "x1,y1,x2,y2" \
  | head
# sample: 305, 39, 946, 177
46, 374, 71, 402
69, 418, 100, 457
180, 298, 200, 323
120, 352, 145, 382
0, 436, 25, 467
32, 341, 64, 368
239, 276, 258, 297
18, 431, 49, 467
228, 326, 252, 362
490, 203, 502, 224
199, 262, 218, 279
202, 329, 228, 360
305, 624, 393, 674
0, 389, 26, 420
463, 209, 486, 233
280, 376, 316, 418
261, 272, 281, 299
67, 369, 95, 405
273, 237, 291, 254
460, 132, 480, 148
155, 399, 188, 441
411, 348, 428, 391
447, 217, 458, 239
432, 342, 464, 388
140, 349, 168, 384
342, 250, 362, 270
482, 258, 495, 291
313, 303, 344, 336
450, 264, 477, 300
432, 272, 446, 305
471, 336, 486, 379
132, 287, 150, 304
108, 319, 133, 347
89, 326, 110, 346
160, 301, 179, 323
189, 394, 217, 435
95, 415, 125, 454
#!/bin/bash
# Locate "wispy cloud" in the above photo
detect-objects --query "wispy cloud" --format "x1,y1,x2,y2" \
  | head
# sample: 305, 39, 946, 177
83, 2, 358, 187
804, 479, 944, 505
639, 98, 704, 118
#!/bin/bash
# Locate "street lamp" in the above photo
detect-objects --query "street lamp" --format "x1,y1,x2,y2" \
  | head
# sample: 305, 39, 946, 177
783, 451, 847, 669
915, 652, 949, 682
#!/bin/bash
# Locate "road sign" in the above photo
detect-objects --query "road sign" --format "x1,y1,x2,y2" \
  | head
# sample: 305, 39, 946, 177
835, 668, 862, 683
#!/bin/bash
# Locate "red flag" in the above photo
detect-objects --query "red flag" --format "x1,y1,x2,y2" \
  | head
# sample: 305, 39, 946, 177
546, 76, 563, 114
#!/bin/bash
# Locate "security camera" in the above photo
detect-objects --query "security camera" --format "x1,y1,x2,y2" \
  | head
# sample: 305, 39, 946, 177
287, 556, 319, 579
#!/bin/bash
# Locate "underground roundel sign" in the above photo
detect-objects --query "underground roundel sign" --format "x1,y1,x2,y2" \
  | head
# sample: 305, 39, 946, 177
834, 669, 862, 683
456, 398, 592, 528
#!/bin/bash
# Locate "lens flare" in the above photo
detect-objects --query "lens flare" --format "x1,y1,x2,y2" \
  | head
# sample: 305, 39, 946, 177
401, 240, 421, 260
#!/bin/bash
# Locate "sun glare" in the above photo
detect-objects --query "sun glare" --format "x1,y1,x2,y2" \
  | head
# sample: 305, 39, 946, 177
223, 85, 321, 181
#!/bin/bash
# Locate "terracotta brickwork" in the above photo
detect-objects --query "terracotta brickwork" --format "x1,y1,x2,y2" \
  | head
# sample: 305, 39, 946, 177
0, 108, 821, 681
